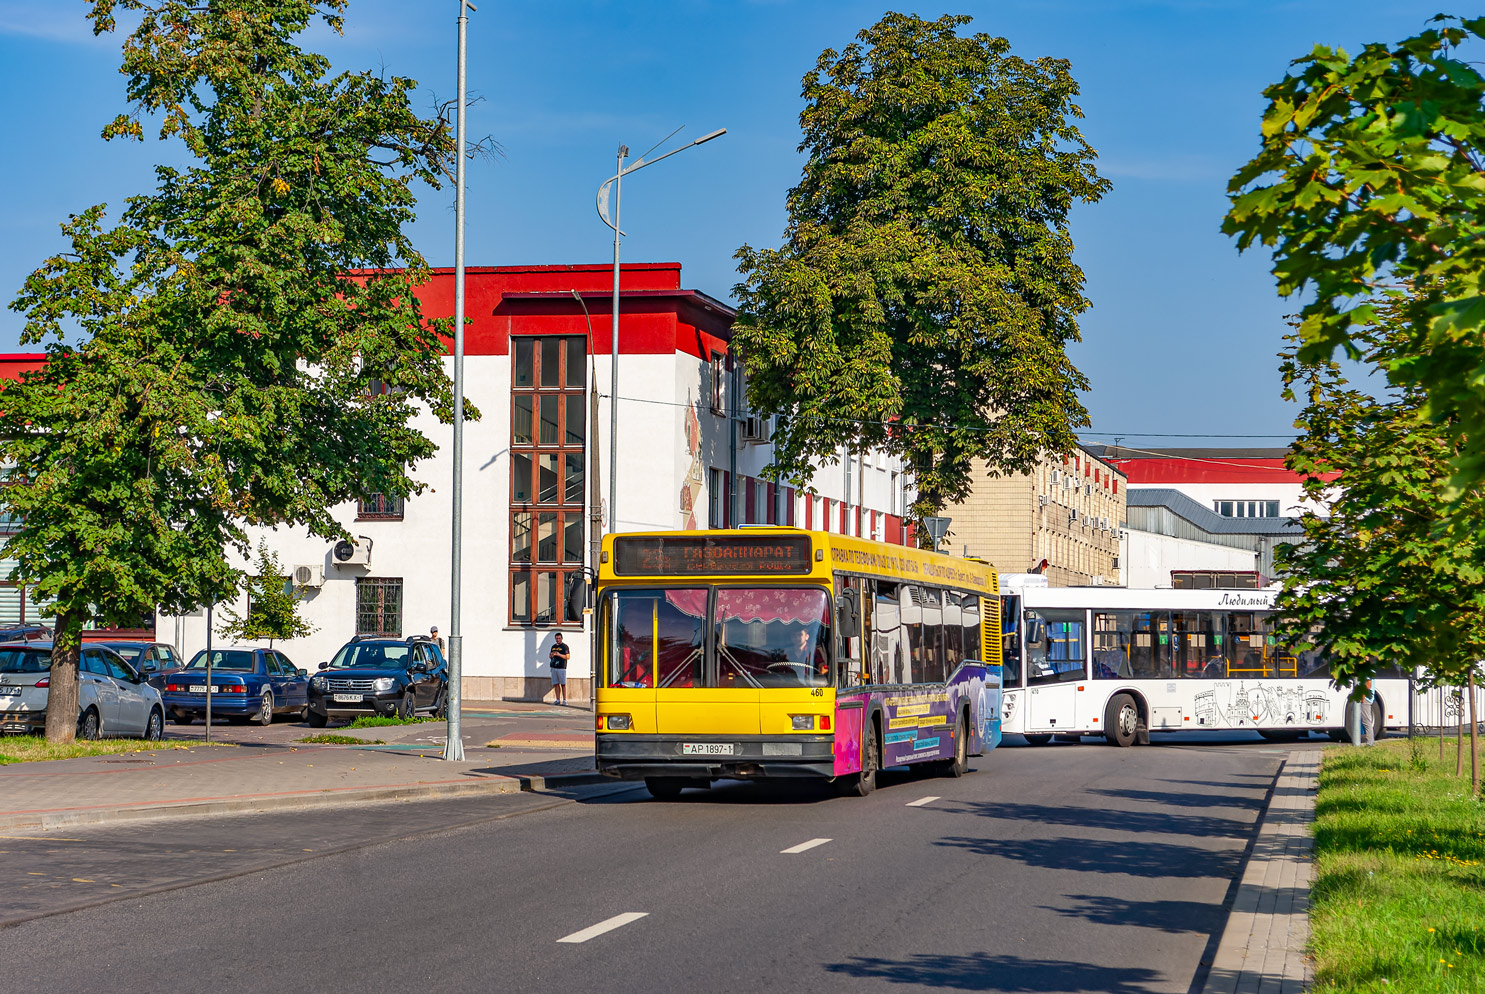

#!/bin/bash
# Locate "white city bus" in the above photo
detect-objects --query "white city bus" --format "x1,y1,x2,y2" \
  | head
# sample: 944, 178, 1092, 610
997, 575, 1462, 746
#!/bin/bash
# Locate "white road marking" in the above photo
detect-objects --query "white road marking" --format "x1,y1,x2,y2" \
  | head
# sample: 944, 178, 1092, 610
557, 912, 649, 944
905, 795, 940, 807
780, 837, 833, 854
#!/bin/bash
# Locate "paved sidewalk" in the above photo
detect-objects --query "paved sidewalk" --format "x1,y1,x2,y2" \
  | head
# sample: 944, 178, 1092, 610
1202, 749, 1320, 994
0, 701, 601, 831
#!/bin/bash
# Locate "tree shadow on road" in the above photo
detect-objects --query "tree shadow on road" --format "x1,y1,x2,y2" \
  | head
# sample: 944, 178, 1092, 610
936, 835, 1239, 878
942, 799, 1253, 839
1045, 893, 1219, 933
825, 952, 1166, 992
1085, 785, 1267, 810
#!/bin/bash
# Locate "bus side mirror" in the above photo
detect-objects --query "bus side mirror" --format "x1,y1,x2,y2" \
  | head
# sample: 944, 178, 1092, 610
836, 588, 861, 634
566, 574, 589, 622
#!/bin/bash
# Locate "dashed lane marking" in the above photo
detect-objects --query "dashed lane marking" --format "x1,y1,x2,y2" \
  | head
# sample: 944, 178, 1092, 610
557, 912, 649, 943
780, 838, 832, 854
906, 796, 940, 807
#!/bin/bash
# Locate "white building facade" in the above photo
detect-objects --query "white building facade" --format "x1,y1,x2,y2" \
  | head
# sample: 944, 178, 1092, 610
159, 263, 914, 701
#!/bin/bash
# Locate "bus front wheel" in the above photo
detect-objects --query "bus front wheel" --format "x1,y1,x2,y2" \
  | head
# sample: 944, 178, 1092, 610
1105, 694, 1140, 748
848, 726, 879, 796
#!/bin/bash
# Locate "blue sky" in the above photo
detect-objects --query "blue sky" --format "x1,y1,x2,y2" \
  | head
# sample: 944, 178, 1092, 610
0, 1, 1447, 444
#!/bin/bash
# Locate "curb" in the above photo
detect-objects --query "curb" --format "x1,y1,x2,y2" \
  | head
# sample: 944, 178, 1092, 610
1200, 749, 1320, 994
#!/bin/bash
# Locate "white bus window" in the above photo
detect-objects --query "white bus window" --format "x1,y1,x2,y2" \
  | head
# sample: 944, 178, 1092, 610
942, 590, 964, 672
920, 588, 945, 682
870, 582, 902, 684
1092, 612, 1133, 679
1001, 595, 1022, 687
1027, 610, 1085, 686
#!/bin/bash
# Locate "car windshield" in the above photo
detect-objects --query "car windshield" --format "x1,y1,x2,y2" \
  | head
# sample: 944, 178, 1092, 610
0, 648, 51, 673
184, 650, 256, 672
329, 643, 410, 668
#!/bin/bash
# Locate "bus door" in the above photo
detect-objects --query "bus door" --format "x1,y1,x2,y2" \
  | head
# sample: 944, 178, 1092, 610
1024, 610, 1087, 732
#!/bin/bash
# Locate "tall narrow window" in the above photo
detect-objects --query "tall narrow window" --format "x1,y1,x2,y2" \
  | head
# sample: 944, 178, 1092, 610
510, 336, 586, 625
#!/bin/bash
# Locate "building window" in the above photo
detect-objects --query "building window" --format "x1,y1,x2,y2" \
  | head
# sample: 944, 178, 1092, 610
1213, 500, 1282, 519
709, 352, 726, 414
511, 335, 586, 626
708, 468, 725, 528
357, 493, 404, 520
356, 577, 403, 636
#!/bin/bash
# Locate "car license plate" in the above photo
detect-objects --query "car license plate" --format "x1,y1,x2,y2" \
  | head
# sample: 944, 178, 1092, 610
333, 693, 363, 703
188, 685, 209, 694
681, 742, 734, 756
0, 686, 20, 696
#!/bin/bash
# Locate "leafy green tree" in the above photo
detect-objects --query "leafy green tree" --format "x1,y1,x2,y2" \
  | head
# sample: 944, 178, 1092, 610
216, 542, 317, 645
1224, 15, 1485, 500
0, 1, 459, 742
732, 12, 1109, 521
1276, 300, 1483, 790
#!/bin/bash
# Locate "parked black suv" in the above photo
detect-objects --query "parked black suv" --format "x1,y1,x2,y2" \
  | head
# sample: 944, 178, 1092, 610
306, 636, 448, 727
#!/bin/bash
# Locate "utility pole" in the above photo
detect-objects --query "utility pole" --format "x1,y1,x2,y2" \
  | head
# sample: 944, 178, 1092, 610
443, 0, 476, 762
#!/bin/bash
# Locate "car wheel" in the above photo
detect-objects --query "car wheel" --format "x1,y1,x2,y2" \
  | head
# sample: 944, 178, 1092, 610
307, 708, 328, 728
1023, 733, 1052, 746
398, 690, 415, 720
77, 707, 101, 741
1104, 694, 1139, 748
144, 709, 164, 742
256, 690, 274, 726
172, 711, 194, 726
299, 706, 309, 723
848, 722, 879, 797
432, 691, 448, 720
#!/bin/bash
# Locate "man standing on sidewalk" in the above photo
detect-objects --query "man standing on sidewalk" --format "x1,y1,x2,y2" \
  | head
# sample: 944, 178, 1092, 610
548, 633, 570, 706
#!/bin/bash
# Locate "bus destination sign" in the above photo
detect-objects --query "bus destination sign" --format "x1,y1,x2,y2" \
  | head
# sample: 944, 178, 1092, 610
613, 535, 813, 576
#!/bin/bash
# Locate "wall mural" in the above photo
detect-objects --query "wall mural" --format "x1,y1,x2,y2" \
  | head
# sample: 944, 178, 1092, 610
1192, 681, 1331, 728
679, 396, 704, 530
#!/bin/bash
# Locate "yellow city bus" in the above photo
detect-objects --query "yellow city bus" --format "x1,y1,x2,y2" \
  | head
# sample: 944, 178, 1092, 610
593, 528, 1003, 798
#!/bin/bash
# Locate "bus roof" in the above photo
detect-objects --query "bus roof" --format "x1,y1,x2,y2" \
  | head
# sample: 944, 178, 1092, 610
1016, 585, 1280, 611
597, 528, 998, 595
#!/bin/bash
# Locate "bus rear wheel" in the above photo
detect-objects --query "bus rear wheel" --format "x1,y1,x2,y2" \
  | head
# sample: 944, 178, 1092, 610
1105, 694, 1140, 748
645, 777, 694, 800
936, 713, 969, 778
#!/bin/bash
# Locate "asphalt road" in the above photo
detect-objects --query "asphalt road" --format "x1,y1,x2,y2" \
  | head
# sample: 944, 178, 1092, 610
1, 734, 1315, 994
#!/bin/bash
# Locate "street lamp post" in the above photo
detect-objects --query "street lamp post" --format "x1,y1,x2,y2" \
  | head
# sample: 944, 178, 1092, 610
595, 127, 725, 532
443, 0, 476, 762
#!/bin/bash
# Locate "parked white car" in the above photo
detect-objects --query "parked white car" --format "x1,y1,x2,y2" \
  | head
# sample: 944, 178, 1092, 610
0, 642, 166, 740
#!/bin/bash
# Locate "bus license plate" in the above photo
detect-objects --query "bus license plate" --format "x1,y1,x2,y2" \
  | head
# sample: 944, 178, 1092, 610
333, 693, 363, 703
682, 743, 734, 756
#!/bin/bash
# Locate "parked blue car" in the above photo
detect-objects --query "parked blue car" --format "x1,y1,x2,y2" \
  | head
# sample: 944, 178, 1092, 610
161, 648, 309, 726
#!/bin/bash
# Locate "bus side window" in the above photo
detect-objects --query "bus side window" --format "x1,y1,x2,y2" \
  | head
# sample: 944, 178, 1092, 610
870, 582, 900, 685
835, 576, 865, 685
1000, 595, 1022, 687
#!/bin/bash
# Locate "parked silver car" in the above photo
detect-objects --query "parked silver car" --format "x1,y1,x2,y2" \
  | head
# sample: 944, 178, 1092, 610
0, 642, 166, 740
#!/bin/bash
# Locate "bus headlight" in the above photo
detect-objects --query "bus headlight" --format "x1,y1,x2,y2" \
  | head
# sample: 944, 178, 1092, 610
791, 714, 814, 731
606, 713, 631, 730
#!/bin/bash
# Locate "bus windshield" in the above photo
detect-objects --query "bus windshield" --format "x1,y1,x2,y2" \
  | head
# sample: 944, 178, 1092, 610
604, 586, 831, 689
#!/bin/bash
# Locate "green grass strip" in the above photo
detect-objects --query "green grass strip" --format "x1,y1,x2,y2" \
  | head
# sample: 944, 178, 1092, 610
342, 714, 438, 729
297, 734, 386, 745
0, 735, 203, 765
1311, 737, 1485, 992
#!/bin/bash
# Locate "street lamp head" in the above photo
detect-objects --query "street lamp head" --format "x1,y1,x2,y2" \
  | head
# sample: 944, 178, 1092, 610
693, 128, 726, 145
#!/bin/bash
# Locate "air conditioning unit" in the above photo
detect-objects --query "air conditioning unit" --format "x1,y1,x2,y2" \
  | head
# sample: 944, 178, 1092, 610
1112, 556, 1121, 570
292, 564, 324, 588
1050, 470, 1060, 484
1062, 478, 1073, 491
332, 536, 373, 568
1037, 494, 1050, 506
741, 414, 772, 443
1069, 508, 1079, 522
1085, 484, 1093, 496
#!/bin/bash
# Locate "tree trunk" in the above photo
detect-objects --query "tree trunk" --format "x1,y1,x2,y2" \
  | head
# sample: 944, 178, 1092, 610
42, 610, 82, 744
1471, 671, 1479, 798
